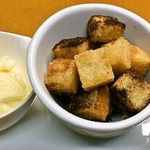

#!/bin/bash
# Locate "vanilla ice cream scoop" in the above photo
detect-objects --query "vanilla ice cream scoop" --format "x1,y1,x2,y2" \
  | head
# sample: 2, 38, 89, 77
0, 56, 31, 115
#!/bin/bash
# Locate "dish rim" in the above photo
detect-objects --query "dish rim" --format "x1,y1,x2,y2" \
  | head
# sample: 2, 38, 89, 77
27, 3, 150, 132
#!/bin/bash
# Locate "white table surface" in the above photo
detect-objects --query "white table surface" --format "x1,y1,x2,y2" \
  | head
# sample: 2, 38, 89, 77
0, 97, 149, 150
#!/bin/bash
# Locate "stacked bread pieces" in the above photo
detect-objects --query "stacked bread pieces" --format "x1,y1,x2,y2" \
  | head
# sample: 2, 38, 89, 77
44, 15, 150, 121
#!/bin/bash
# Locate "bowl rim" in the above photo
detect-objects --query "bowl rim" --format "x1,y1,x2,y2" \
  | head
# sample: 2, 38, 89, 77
28, 3, 150, 132
0, 31, 35, 120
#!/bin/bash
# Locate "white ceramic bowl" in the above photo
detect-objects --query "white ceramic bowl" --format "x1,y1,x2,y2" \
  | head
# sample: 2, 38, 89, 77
28, 4, 150, 137
0, 31, 35, 132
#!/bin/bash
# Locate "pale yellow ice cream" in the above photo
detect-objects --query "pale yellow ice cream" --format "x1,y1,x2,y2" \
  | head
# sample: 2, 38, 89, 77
0, 56, 32, 116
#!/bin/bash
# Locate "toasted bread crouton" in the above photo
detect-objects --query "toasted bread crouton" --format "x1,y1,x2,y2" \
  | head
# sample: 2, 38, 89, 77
97, 37, 132, 75
68, 86, 111, 121
87, 15, 126, 43
52, 37, 89, 58
74, 50, 114, 91
131, 45, 150, 77
111, 73, 150, 113
44, 59, 79, 94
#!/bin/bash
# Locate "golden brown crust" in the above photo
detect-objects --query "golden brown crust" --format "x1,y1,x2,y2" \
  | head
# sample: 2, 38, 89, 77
52, 37, 90, 58
68, 86, 111, 121
130, 45, 150, 78
44, 58, 79, 94
87, 15, 126, 43
53, 37, 88, 48
88, 15, 125, 32
74, 50, 114, 91
96, 37, 132, 75
111, 72, 150, 113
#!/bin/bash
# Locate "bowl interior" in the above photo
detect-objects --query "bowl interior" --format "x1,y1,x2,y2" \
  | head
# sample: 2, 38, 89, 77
0, 32, 30, 62
30, 4, 150, 128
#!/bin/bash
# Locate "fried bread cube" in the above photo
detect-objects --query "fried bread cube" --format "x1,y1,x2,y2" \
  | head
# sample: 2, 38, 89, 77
111, 73, 150, 113
87, 15, 126, 43
44, 59, 79, 94
74, 50, 114, 91
68, 86, 111, 121
131, 45, 150, 77
97, 37, 132, 75
52, 37, 89, 58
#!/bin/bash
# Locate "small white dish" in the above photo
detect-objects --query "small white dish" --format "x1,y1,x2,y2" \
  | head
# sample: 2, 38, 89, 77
28, 4, 150, 137
0, 31, 35, 131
